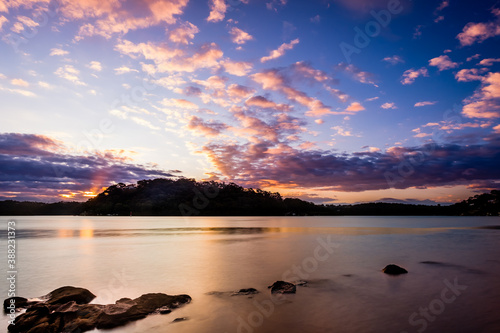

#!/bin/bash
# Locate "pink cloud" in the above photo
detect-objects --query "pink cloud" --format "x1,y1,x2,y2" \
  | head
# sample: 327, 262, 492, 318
381, 102, 397, 109
336, 62, 377, 87
245, 96, 289, 111
478, 58, 500, 66
345, 102, 365, 112
207, 0, 227, 22
414, 101, 437, 107
260, 39, 299, 63
457, 21, 500, 46
401, 67, 429, 85
187, 116, 227, 137
222, 60, 253, 76
462, 72, 500, 118
455, 68, 486, 82
229, 27, 253, 44
429, 55, 459, 71
169, 21, 199, 44
382, 55, 404, 65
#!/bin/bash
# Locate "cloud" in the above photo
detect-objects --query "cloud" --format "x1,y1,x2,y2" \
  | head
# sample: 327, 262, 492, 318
381, 102, 397, 109
64, 0, 189, 40
115, 39, 223, 73
88, 61, 102, 71
455, 68, 486, 82
382, 55, 404, 65
169, 21, 199, 44
346, 102, 365, 112
54, 65, 86, 86
161, 98, 198, 110
245, 96, 289, 111
429, 55, 458, 71
38, 81, 53, 89
415, 101, 437, 107
467, 54, 481, 61
0, 16, 7, 31
462, 72, 500, 119
114, 66, 139, 75
11, 15, 38, 33
0, 133, 177, 201
10, 78, 29, 87
494, 124, 500, 133
429, 55, 459, 71
207, 0, 227, 22
336, 63, 377, 87
227, 84, 255, 101
222, 60, 253, 76
478, 58, 500, 66
187, 116, 227, 137
130, 116, 160, 130
229, 27, 253, 44
200, 137, 500, 192
457, 21, 500, 46
260, 38, 299, 63
366, 96, 379, 101
251, 68, 334, 117
50, 48, 69, 56
401, 67, 429, 85
310, 15, 320, 23
331, 126, 353, 137
266, 0, 287, 11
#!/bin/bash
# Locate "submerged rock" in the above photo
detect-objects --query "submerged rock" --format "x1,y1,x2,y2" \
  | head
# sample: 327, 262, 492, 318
232, 288, 259, 296
6, 286, 191, 333
382, 264, 408, 275
172, 317, 189, 323
268, 281, 296, 294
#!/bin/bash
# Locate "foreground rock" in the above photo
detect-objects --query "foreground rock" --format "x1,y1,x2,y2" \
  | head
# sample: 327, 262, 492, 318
268, 281, 296, 294
382, 264, 408, 275
6, 287, 191, 333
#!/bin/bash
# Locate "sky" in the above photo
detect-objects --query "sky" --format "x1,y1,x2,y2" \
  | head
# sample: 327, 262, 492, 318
0, 0, 500, 205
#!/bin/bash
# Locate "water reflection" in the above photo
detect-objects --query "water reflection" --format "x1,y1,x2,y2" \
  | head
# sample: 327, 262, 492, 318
0, 225, 467, 239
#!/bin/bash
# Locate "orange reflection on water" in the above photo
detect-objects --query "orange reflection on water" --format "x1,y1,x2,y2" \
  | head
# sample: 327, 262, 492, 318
80, 228, 94, 238
58, 229, 75, 238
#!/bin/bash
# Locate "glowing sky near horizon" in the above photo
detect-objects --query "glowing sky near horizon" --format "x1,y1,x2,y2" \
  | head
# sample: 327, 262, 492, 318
0, 0, 500, 204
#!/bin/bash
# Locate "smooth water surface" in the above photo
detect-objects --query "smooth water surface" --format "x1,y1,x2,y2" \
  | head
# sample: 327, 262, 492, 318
1, 216, 499, 333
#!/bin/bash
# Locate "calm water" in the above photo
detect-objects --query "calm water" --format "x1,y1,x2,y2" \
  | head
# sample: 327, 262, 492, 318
1, 216, 500, 333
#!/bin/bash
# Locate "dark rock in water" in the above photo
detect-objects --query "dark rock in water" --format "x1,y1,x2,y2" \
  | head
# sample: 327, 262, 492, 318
46, 286, 96, 305
232, 288, 259, 296
172, 317, 189, 322
3, 297, 32, 312
294, 280, 308, 287
382, 264, 408, 275
6, 287, 191, 333
268, 281, 296, 294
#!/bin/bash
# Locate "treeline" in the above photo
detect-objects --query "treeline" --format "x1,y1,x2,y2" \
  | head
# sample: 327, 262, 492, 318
0, 178, 499, 216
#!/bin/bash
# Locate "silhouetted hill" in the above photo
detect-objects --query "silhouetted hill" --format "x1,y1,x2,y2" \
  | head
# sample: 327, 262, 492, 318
0, 178, 498, 216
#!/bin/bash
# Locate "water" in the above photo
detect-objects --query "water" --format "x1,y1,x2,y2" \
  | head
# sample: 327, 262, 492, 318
1, 216, 499, 333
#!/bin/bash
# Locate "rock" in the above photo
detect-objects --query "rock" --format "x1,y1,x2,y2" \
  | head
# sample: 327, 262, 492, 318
268, 281, 296, 294
3, 297, 33, 312
46, 286, 96, 305
232, 288, 259, 296
7, 287, 191, 333
172, 317, 188, 322
382, 264, 408, 275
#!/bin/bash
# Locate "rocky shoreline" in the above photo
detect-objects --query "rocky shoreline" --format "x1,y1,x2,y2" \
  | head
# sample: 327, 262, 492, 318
4, 264, 408, 332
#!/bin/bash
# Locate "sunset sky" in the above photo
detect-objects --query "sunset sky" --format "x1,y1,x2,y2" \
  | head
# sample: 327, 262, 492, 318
1, 0, 499, 204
